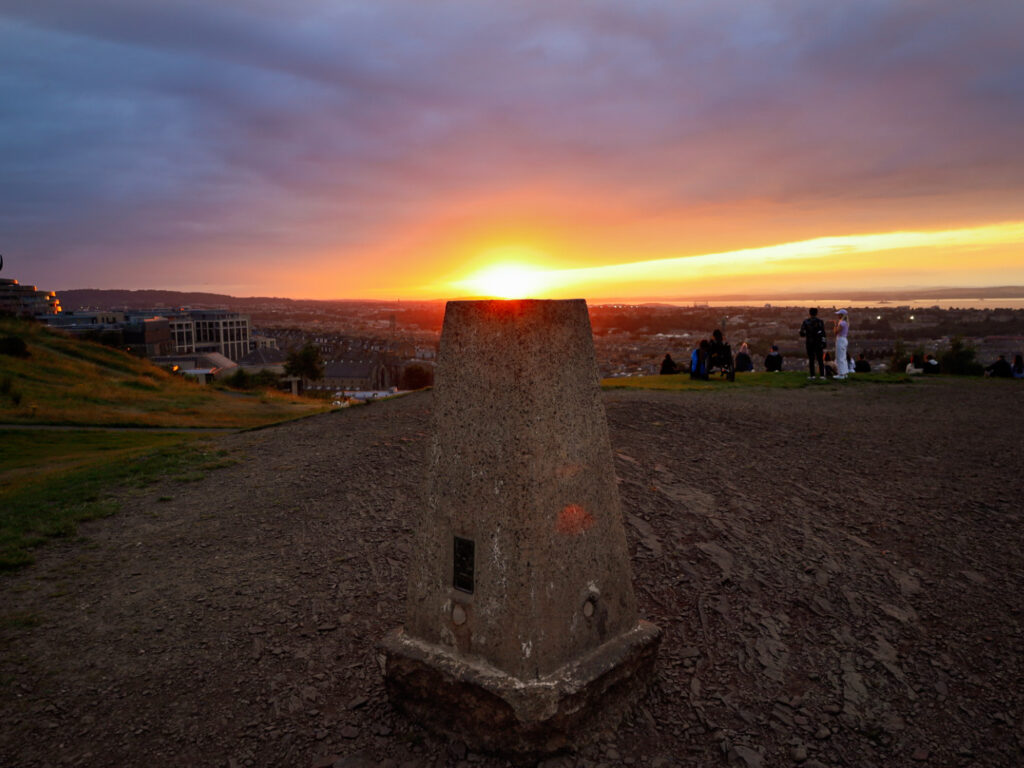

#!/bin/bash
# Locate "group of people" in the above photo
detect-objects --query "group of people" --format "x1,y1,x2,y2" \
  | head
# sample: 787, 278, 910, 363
660, 329, 734, 379
799, 307, 855, 380
905, 354, 941, 375
986, 354, 1024, 379
660, 307, 1023, 380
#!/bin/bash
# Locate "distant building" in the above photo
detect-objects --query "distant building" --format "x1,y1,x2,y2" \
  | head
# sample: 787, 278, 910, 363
45, 311, 173, 357
0, 278, 61, 316
151, 352, 238, 384
123, 317, 173, 357
249, 334, 278, 351
319, 360, 390, 391
167, 314, 195, 353
129, 308, 250, 362
238, 346, 287, 375
43, 306, 251, 363
47, 310, 125, 327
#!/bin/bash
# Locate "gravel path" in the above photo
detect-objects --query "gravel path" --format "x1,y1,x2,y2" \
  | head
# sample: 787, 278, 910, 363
1, 378, 1022, 767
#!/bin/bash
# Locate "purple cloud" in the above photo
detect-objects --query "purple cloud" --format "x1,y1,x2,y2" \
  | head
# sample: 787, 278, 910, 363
2, 0, 1023, 294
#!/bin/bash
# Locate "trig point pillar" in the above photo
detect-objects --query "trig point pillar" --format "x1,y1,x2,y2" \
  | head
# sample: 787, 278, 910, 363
381, 299, 660, 753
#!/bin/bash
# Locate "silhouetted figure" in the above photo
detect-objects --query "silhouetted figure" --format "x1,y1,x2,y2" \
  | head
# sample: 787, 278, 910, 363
660, 354, 678, 375
823, 351, 838, 378
854, 353, 871, 374
764, 344, 783, 372
922, 354, 940, 374
734, 342, 753, 372
799, 308, 827, 379
1013, 354, 1024, 379
986, 355, 1013, 378
690, 340, 709, 380
707, 329, 734, 379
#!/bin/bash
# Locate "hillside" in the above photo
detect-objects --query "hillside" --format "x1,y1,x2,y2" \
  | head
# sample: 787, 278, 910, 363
0, 316, 328, 427
56, 289, 375, 312
0, 379, 1021, 767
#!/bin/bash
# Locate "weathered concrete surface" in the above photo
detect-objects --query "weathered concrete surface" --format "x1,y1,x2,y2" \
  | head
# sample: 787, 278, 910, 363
383, 299, 660, 751
381, 620, 661, 754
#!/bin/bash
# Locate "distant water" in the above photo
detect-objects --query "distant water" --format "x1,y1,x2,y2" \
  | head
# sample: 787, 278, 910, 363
645, 298, 1024, 311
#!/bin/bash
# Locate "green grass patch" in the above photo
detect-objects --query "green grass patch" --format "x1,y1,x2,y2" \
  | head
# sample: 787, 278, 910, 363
601, 371, 912, 391
0, 316, 330, 428
0, 429, 232, 570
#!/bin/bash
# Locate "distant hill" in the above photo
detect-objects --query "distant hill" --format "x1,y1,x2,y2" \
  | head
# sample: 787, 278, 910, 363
58, 286, 1024, 311
57, 289, 279, 311
56, 289, 414, 312
635, 286, 1024, 304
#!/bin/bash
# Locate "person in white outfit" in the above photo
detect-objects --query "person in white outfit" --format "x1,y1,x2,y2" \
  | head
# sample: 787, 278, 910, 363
834, 309, 850, 380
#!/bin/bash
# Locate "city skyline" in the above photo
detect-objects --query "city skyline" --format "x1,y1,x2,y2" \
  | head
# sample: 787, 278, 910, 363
3, 1, 1024, 301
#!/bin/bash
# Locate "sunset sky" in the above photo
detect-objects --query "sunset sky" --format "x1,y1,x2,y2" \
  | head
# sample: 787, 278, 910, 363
2, 1, 1023, 301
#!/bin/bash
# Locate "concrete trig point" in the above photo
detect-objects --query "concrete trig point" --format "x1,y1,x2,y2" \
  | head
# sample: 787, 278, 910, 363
381, 299, 660, 753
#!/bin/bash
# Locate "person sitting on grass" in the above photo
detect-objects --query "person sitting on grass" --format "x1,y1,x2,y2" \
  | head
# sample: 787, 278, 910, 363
660, 353, 678, 375
734, 342, 753, 372
854, 353, 871, 373
922, 354, 940, 374
764, 344, 784, 372
1011, 354, 1023, 379
823, 351, 838, 378
985, 354, 1013, 378
690, 340, 709, 380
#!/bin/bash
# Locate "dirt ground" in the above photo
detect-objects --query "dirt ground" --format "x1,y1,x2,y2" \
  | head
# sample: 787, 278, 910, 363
1, 377, 1022, 768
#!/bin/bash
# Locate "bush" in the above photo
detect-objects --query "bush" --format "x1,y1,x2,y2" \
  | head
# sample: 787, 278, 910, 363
399, 363, 434, 390
223, 368, 282, 391
0, 336, 29, 357
889, 339, 910, 373
939, 336, 984, 376
284, 343, 324, 381
223, 368, 254, 390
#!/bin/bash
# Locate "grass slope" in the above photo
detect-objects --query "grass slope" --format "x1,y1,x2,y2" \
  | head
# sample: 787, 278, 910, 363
0, 429, 232, 570
0, 316, 332, 569
0, 316, 328, 428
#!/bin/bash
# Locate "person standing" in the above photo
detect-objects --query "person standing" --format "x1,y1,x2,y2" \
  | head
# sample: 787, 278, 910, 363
834, 309, 850, 380
799, 308, 827, 379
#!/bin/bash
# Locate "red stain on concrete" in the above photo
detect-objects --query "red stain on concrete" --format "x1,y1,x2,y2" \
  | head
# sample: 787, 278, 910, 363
555, 504, 595, 535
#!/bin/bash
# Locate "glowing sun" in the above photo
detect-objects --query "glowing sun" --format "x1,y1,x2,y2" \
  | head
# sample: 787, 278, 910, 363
461, 262, 551, 299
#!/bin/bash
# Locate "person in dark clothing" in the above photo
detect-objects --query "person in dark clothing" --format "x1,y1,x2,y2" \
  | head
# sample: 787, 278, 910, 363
734, 343, 753, 372
922, 354, 940, 374
764, 344, 783, 372
707, 329, 734, 378
799, 308, 827, 379
853, 353, 871, 373
985, 355, 1013, 378
1013, 354, 1024, 379
709, 328, 727, 355
660, 354, 678, 375
690, 340, 710, 380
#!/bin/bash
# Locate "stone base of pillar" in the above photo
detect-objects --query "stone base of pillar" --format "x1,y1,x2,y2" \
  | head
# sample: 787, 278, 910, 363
380, 620, 662, 755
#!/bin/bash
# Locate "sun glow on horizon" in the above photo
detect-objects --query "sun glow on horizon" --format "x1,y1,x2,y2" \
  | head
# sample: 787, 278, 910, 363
437, 221, 1024, 301
459, 262, 554, 299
